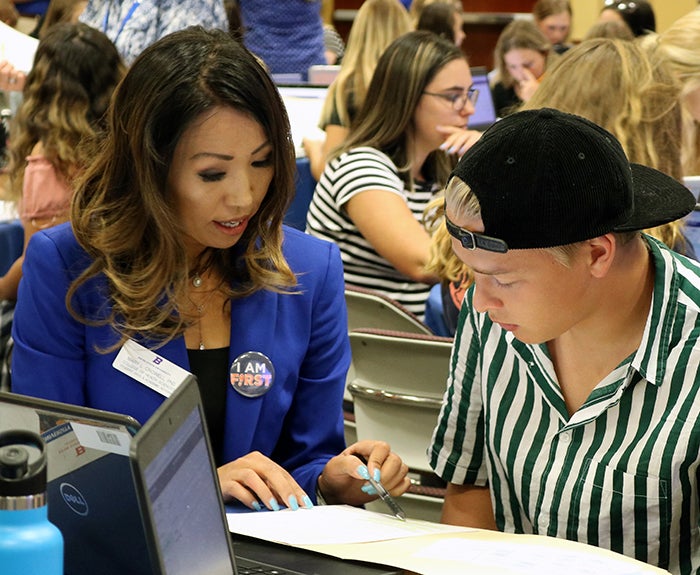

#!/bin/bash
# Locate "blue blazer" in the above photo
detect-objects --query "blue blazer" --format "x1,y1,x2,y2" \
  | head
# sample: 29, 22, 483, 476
12, 223, 350, 499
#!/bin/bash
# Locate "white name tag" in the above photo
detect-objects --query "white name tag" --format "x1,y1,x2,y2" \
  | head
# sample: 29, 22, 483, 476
112, 339, 191, 398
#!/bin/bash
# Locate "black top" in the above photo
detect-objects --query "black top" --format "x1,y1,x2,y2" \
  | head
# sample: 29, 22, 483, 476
187, 347, 229, 466
491, 82, 522, 118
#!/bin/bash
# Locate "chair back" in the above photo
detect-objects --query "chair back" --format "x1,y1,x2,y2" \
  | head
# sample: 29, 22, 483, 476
345, 286, 433, 335
347, 328, 452, 472
348, 328, 452, 521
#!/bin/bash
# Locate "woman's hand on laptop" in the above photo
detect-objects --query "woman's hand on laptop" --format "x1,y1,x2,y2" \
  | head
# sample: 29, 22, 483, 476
316, 440, 410, 506
217, 451, 314, 512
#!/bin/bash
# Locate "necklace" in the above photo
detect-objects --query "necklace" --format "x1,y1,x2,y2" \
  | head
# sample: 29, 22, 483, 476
187, 273, 217, 350
191, 301, 207, 351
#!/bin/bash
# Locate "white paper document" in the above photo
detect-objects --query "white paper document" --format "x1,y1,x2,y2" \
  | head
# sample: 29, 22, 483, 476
413, 537, 663, 575
227, 504, 470, 545
0, 22, 38, 72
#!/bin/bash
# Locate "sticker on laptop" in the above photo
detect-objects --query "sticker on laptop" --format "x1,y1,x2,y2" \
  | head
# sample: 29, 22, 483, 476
71, 422, 131, 457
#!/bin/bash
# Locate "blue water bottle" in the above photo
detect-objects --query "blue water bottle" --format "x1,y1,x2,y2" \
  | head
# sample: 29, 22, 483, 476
0, 430, 64, 575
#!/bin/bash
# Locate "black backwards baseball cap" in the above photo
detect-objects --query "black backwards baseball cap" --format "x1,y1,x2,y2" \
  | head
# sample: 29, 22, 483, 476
446, 108, 696, 252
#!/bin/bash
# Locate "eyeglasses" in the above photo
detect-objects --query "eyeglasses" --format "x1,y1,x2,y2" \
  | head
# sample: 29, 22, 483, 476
445, 211, 508, 253
423, 87, 479, 111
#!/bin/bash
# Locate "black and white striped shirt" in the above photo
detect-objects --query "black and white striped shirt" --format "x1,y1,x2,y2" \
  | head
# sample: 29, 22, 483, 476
306, 146, 436, 319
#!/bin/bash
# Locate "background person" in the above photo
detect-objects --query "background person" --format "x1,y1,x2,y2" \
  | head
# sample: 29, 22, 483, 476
239, 0, 325, 80
409, 0, 462, 28
523, 38, 694, 257
1, 22, 124, 302
583, 18, 634, 41
302, 0, 411, 181
648, 7, 700, 176
597, 0, 656, 37
11, 26, 410, 512
532, 0, 573, 54
490, 19, 556, 118
306, 31, 480, 319
79, 0, 228, 65
416, 1, 466, 47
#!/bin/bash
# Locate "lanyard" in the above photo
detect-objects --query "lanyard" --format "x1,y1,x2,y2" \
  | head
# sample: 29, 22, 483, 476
102, 0, 141, 43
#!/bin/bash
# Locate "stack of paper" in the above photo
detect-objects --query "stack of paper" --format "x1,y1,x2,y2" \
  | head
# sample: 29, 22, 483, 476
227, 505, 670, 575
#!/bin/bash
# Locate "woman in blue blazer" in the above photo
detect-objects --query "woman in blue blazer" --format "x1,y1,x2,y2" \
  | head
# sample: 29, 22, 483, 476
11, 27, 409, 513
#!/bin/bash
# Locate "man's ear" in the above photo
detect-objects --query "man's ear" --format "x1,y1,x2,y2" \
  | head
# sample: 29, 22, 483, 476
586, 233, 616, 279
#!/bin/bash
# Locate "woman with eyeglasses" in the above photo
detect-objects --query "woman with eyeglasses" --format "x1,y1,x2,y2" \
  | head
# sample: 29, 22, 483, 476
306, 31, 480, 319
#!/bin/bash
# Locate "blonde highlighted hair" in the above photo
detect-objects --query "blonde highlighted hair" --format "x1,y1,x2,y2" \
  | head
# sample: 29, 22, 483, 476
648, 8, 700, 176
523, 38, 688, 253
7, 23, 124, 202
320, 0, 410, 130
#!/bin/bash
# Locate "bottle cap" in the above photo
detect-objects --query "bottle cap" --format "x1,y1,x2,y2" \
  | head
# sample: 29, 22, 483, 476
0, 430, 48, 498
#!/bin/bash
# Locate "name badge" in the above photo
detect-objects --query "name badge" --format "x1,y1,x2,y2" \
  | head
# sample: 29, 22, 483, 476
113, 339, 190, 397
230, 351, 275, 398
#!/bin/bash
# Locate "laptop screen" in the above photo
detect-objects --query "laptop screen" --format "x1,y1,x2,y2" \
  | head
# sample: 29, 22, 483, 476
131, 378, 236, 575
469, 67, 497, 131
684, 176, 700, 203
277, 84, 328, 158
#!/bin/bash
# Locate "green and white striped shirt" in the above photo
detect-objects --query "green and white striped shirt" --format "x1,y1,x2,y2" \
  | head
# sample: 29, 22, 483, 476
430, 237, 700, 575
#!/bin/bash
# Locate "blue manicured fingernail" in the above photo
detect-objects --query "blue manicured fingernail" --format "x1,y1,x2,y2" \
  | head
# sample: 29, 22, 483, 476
357, 465, 370, 480
448, 146, 458, 154
361, 484, 378, 495
252, 501, 262, 511
373, 468, 381, 482
288, 495, 299, 511
302, 495, 314, 509
439, 142, 449, 150
269, 498, 280, 511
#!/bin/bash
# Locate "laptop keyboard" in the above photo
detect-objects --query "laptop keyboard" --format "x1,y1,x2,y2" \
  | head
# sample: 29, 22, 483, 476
237, 567, 287, 575
236, 557, 299, 575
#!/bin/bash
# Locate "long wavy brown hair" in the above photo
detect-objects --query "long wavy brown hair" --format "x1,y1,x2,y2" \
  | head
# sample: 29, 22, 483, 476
7, 22, 124, 202
334, 31, 464, 190
69, 27, 298, 347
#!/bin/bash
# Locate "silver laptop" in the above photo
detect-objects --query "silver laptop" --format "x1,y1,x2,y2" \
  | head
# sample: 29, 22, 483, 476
277, 84, 328, 158
307, 64, 341, 86
683, 176, 700, 202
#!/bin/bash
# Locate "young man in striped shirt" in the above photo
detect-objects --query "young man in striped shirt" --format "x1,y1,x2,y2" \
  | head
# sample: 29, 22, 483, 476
430, 108, 700, 574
